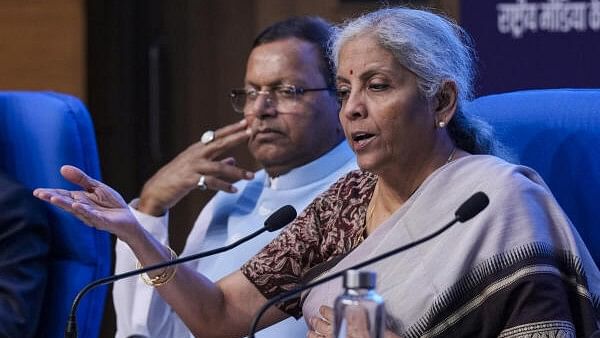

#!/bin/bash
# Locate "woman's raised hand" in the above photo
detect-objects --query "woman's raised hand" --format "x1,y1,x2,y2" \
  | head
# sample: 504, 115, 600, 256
33, 165, 140, 241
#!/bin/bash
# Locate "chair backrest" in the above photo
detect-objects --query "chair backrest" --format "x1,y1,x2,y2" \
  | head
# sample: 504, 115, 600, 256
464, 88, 600, 267
0, 91, 111, 338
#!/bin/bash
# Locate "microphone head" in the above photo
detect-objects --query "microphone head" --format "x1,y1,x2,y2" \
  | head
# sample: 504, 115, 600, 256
264, 205, 297, 232
455, 192, 489, 222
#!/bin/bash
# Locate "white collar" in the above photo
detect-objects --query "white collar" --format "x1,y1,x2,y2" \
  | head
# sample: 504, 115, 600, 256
266, 141, 354, 190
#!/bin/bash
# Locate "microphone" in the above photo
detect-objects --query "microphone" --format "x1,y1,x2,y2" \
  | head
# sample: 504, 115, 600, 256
248, 192, 489, 337
455, 191, 489, 222
64, 205, 297, 338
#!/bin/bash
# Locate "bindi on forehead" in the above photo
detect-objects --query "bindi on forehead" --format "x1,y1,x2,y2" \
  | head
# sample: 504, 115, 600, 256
350, 69, 353, 75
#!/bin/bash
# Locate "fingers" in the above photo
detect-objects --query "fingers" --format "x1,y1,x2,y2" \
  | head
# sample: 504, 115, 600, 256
56, 196, 115, 234
34, 186, 133, 236
70, 201, 104, 228
319, 305, 334, 323
213, 118, 248, 139
192, 159, 254, 193
221, 157, 236, 166
33, 189, 92, 223
136, 120, 252, 215
60, 165, 99, 192
33, 188, 75, 208
200, 120, 251, 159
307, 330, 328, 338
163, 155, 250, 196
308, 306, 334, 338
198, 175, 237, 193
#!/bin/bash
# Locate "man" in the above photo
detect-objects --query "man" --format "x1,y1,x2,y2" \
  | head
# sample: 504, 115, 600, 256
113, 16, 356, 338
0, 171, 49, 338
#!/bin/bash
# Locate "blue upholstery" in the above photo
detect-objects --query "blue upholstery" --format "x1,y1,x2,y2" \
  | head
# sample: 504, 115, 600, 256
464, 88, 600, 267
0, 91, 111, 338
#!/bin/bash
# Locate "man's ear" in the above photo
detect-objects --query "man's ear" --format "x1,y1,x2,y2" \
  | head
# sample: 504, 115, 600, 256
434, 81, 458, 124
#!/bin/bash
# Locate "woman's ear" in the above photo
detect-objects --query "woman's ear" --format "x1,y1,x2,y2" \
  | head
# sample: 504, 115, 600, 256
434, 81, 458, 125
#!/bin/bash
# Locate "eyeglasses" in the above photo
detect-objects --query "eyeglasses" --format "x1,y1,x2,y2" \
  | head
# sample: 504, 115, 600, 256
229, 85, 332, 114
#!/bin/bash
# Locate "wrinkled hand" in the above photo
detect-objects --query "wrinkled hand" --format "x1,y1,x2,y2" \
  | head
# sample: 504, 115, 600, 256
138, 119, 253, 216
33, 165, 139, 241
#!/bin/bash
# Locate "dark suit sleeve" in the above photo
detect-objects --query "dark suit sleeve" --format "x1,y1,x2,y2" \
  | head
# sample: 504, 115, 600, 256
0, 177, 50, 338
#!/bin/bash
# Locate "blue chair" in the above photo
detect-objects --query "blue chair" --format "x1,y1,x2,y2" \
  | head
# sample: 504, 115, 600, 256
464, 88, 600, 267
0, 91, 111, 338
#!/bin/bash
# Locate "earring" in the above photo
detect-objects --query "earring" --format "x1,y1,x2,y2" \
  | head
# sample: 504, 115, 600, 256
437, 120, 446, 128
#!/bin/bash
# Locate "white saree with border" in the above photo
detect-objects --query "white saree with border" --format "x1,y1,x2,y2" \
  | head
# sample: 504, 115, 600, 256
302, 155, 600, 337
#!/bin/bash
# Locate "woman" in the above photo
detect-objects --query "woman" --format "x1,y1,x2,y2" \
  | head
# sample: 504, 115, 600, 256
34, 7, 600, 337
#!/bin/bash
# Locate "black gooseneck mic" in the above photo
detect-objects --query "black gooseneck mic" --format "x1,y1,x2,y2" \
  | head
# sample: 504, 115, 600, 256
248, 192, 489, 337
64, 205, 297, 338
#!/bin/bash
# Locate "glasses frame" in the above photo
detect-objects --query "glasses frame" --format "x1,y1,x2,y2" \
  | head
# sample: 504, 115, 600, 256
229, 85, 333, 114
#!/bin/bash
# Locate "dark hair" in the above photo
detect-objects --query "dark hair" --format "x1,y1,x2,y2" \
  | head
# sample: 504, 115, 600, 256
252, 16, 336, 89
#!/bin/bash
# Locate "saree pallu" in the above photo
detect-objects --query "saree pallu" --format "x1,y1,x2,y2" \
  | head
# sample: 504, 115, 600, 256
302, 155, 600, 337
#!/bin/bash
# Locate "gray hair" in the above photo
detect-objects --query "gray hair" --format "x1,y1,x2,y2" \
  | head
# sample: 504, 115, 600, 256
331, 7, 503, 156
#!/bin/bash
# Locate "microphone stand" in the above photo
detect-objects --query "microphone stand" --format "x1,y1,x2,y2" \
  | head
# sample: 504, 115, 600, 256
65, 204, 296, 338
66, 226, 270, 338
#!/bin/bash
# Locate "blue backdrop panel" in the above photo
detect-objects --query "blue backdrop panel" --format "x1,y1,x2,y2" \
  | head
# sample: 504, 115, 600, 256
460, 0, 600, 95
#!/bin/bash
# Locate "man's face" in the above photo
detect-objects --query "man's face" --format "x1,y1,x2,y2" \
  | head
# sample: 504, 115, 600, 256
243, 37, 343, 177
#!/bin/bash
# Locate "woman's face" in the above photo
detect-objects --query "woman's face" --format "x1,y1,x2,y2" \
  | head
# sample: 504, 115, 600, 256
336, 34, 437, 176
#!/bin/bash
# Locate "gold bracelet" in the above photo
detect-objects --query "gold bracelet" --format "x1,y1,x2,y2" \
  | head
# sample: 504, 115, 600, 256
136, 246, 178, 287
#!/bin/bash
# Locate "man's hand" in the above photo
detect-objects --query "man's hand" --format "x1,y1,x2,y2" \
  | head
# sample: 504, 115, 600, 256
138, 119, 254, 216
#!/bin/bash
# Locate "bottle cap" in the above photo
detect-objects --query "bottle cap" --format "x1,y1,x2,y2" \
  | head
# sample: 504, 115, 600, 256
343, 270, 376, 289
